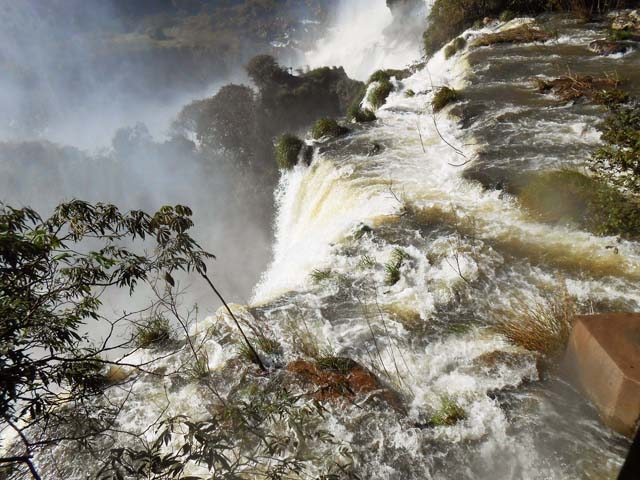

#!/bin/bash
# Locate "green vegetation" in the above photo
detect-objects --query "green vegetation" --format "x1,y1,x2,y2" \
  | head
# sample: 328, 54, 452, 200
422, 0, 629, 56
103, 383, 349, 479
134, 315, 173, 348
519, 170, 640, 238
348, 89, 377, 122
0, 201, 230, 476
429, 396, 467, 426
591, 100, 640, 195
311, 118, 349, 140
311, 268, 334, 283
444, 36, 467, 59
357, 254, 377, 269
276, 134, 304, 169
493, 287, 576, 358
432, 86, 459, 113
368, 78, 395, 109
405, 89, 416, 98
384, 248, 407, 286
317, 356, 359, 373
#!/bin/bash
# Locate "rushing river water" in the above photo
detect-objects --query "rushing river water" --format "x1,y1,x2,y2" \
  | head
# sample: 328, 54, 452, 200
13, 5, 640, 480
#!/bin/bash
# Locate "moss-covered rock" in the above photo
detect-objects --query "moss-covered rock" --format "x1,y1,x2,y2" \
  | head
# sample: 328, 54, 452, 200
311, 118, 349, 140
275, 134, 304, 169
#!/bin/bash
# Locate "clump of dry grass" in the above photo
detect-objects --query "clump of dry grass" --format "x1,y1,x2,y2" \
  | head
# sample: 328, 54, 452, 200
535, 74, 622, 104
493, 286, 577, 358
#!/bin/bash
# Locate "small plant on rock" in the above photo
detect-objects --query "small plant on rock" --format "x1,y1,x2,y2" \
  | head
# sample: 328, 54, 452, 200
429, 395, 467, 426
134, 315, 172, 348
384, 248, 407, 286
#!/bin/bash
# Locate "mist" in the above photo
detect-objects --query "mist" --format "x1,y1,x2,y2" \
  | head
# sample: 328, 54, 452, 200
0, 0, 426, 315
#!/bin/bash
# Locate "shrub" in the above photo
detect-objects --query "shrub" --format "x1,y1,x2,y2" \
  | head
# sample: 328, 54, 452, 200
368, 69, 410, 84
432, 86, 459, 113
134, 315, 172, 348
368, 79, 394, 109
275, 134, 304, 169
591, 100, 640, 195
429, 395, 467, 426
311, 118, 349, 139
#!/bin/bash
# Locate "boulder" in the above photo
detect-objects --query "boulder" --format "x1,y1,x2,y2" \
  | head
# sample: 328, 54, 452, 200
563, 314, 640, 437
612, 10, 640, 31
286, 358, 403, 410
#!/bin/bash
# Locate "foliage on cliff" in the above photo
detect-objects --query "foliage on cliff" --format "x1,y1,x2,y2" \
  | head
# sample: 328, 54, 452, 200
423, 0, 639, 56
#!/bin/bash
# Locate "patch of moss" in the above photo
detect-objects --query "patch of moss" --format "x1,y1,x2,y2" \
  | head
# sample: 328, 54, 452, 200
404, 89, 416, 98
275, 134, 304, 169
432, 86, 459, 113
311, 118, 349, 139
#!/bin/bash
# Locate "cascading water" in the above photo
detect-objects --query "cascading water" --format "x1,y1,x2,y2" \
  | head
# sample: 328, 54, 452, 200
13, 3, 639, 479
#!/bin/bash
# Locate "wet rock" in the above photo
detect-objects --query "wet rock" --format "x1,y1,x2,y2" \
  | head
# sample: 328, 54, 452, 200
472, 24, 552, 47
285, 358, 403, 410
612, 9, 640, 32
472, 350, 539, 376
588, 39, 632, 55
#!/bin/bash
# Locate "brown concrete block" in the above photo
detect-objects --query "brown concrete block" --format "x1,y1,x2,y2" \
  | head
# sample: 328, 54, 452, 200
563, 313, 640, 437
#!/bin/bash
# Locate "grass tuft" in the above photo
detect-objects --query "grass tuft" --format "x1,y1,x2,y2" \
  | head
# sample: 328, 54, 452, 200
384, 248, 406, 286
429, 395, 467, 427
134, 315, 172, 348
310, 268, 333, 284
492, 288, 576, 358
